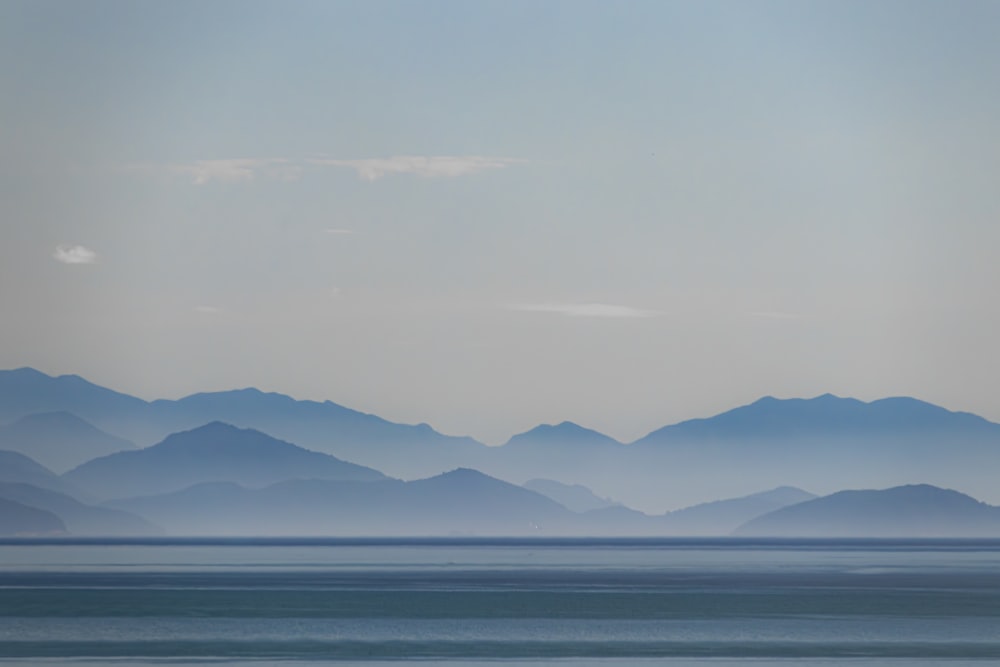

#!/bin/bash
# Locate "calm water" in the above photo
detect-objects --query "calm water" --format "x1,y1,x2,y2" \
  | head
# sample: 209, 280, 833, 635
1, 538, 999, 666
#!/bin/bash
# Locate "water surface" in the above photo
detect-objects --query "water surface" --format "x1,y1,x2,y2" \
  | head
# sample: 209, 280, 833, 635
1, 538, 999, 665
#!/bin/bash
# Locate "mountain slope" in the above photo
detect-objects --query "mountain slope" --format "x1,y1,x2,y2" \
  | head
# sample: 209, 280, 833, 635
64, 422, 387, 500
109, 468, 576, 536
0, 411, 136, 473
0, 368, 148, 425
735, 485, 1000, 537
662, 486, 817, 535
0, 496, 66, 536
0, 482, 159, 535
524, 478, 620, 512
0, 450, 87, 499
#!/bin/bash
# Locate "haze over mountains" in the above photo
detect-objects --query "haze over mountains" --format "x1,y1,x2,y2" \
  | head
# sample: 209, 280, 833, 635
2, 367, 1000, 537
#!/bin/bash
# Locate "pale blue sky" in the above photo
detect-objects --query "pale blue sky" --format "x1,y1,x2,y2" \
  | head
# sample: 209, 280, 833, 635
2, 0, 999, 442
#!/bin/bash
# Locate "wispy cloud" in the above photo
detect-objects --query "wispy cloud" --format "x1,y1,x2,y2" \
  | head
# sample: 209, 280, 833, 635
53, 245, 97, 265
310, 155, 524, 181
130, 158, 301, 185
748, 311, 800, 320
510, 302, 660, 319
195, 305, 220, 314
325, 228, 354, 235
131, 155, 522, 185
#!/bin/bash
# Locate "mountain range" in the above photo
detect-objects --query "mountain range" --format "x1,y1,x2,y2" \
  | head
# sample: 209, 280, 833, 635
2, 366, 1000, 537
0, 367, 483, 478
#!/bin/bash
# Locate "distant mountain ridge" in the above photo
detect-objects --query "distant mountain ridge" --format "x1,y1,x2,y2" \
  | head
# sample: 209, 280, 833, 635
64, 422, 387, 500
0, 411, 135, 473
634, 394, 1000, 444
523, 479, 620, 513
0, 450, 86, 499
0, 368, 485, 478
0, 368, 148, 424
5, 367, 1000, 512
0, 482, 159, 536
661, 486, 816, 536
735, 484, 1000, 537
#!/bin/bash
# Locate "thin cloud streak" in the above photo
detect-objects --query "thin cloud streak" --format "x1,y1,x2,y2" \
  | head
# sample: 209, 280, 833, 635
130, 156, 522, 185
325, 228, 354, 235
53, 245, 97, 265
309, 155, 524, 181
510, 303, 660, 318
129, 158, 300, 185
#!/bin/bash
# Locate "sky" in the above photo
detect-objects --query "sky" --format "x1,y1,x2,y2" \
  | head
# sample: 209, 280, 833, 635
2, 0, 999, 444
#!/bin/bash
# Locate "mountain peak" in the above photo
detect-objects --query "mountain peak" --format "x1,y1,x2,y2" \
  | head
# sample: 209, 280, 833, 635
8, 367, 51, 379
439, 467, 489, 480
504, 421, 621, 448
190, 420, 242, 432
64, 420, 387, 500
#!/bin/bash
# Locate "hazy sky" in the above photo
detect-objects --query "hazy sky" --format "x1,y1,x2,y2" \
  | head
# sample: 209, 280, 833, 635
2, 0, 999, 444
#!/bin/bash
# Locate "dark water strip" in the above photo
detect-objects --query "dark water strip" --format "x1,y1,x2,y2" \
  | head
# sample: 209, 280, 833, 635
3, 640, 1000, 659
4, 588, 1000, 619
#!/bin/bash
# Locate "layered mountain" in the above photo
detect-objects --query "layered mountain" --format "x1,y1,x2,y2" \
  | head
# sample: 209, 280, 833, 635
0, 367, 147, 425
584, 395, 1000, 512
473, 422, 625, 493
661, 486, 816, 535
735, 485, 1000, 537
0, 450, 86, 499
64, 422, 387, 500
523, 478, 620, 513
0, 496, 65, 536
0, 368, 484, 479
0, 483, 159, 535
7, 368, 1000, 514
109, 468, 577, 536
0, 411, 136, 473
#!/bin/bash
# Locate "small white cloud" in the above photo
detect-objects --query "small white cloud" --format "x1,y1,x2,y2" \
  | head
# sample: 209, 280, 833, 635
325, 228, 354, 235
310, 155, 524, 181
510, 302, 659, 319
53, 245, 97, 265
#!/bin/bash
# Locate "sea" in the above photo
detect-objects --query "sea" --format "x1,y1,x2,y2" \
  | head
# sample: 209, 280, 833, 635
1, 537, 999, 667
